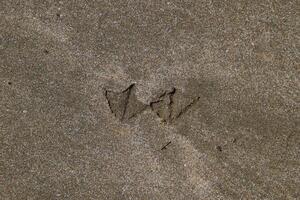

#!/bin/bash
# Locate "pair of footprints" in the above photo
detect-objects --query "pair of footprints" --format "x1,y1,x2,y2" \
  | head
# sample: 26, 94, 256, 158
104, 84, 200, 123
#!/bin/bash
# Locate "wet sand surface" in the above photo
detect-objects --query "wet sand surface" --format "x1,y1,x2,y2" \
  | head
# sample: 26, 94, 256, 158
0, 1, 299, 199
